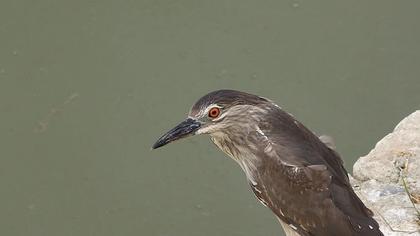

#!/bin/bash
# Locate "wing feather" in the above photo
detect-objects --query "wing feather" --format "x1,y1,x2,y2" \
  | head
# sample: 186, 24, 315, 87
250, 108, 383, 235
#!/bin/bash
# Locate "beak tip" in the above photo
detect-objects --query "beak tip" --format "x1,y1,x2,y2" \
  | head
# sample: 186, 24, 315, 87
151, 141, 164, 150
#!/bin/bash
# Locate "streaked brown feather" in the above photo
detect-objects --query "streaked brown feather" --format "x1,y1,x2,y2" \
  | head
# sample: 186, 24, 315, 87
247, 106, 382, 236
192, 90, 383, 236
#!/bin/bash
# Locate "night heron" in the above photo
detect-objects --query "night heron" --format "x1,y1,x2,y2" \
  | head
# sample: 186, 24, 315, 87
152, 89, 383, 236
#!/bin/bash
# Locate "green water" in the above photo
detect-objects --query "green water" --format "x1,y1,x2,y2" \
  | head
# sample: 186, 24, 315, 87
1, 1, 419, 235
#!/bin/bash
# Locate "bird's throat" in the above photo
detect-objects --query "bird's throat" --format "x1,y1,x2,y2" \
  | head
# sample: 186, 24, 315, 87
210, 133, 261, 185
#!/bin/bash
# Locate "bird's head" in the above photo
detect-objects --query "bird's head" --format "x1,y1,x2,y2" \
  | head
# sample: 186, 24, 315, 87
152, 89, 270, 149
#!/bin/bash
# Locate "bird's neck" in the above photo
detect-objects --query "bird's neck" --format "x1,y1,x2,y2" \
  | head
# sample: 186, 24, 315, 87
210, 128, 263, 185
209, 104, 285, 184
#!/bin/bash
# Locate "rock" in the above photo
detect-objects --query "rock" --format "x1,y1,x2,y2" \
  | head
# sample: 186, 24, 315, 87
352, 111, 420, 235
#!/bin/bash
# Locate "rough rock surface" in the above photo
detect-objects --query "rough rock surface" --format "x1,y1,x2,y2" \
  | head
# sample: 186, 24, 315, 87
352, 111, 420, 235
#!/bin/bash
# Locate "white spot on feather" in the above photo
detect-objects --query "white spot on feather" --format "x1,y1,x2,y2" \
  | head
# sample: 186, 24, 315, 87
368, 225, 373, 229
289, 224, 297, 230
256, 127, 268, 140
255, 126, 277, 155
252, 185, 262, 194
258, 198, 268, 207
279, 208, 284, 216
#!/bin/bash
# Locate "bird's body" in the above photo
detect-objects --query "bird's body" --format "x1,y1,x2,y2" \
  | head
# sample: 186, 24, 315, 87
153, 90, 383, 236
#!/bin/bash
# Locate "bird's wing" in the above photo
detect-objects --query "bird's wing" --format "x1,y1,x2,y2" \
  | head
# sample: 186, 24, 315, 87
252, 160, 382, 236
251, 110, 382, 235
318, 135, 336, 150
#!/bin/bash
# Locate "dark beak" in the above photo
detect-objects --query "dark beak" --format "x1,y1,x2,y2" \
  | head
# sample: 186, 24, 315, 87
152, 118, 201, 149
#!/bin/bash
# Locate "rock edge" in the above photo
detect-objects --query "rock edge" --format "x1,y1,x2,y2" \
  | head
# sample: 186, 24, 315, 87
352, 111, 420, 236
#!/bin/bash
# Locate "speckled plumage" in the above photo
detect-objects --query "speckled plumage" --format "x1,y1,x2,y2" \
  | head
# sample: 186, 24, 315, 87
153, 90, 383, 236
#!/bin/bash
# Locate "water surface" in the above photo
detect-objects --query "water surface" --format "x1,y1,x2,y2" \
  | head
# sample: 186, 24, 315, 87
1, 1, 419, 235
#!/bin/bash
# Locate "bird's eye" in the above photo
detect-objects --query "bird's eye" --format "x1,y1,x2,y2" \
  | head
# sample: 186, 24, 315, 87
208, 107, 221, 119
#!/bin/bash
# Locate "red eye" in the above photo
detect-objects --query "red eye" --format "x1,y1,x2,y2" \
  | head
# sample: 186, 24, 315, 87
208, 107, 221, 118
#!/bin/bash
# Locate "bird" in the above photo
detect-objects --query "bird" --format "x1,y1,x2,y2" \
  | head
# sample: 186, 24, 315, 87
152, 89, 383, 236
